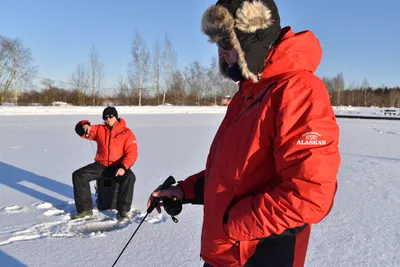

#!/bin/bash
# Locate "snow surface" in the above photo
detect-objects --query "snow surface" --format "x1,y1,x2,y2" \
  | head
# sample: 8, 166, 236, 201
0, 106, 399, 267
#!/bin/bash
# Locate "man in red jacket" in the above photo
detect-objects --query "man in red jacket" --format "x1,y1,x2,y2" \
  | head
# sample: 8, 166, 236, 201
72, 106, 138, 221
148, 0, 340, 266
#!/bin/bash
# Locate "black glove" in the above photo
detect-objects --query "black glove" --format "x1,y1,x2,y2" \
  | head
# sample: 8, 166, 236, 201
75, 122, 90, 137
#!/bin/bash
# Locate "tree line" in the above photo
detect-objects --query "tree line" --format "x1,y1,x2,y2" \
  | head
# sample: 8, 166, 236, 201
0, 32, 238, 106
323, 73, 400, 108
1, 33, 399, 107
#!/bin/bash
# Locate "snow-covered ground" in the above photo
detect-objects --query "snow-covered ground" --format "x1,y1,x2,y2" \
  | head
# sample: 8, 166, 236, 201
0, 105, 399, 117
0, 105, 228, 116
333, 106, 400, 117
0, 106, 399, 267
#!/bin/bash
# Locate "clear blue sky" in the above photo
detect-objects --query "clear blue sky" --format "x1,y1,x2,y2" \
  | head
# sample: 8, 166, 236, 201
1, 0, 399, 92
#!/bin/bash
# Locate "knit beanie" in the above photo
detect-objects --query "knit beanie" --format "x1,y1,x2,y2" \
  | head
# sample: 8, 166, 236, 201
102, 106, 118, 119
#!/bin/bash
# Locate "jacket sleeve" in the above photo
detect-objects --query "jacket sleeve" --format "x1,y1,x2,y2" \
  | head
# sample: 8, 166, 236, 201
75, 120, 98, 141
120, 130, 138, 170
224, 76, 340, 241
177, 170, 205, 205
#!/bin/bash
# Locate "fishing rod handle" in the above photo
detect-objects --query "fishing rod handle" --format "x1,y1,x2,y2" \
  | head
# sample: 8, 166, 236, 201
146, 175, 176, 213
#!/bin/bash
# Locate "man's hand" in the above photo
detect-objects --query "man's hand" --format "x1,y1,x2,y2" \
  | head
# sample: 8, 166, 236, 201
147, 185, 184, 213
115, 168, 125, 176
83, 124, 90, 134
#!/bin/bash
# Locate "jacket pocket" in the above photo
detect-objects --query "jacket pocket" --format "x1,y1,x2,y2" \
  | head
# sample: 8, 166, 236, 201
222, 196, 237, 242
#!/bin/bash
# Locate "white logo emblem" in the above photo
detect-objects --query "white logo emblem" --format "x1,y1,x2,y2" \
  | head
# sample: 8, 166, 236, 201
296, 131, 326, 146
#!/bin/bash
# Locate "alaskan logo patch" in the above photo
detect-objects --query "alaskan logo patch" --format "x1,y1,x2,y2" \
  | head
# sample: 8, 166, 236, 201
297, 131, 326, 146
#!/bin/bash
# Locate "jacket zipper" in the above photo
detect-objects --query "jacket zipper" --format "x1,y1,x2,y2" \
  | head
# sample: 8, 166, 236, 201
204, 83, 245, 185
204, 83, 246, 186
230, 241, 239, 251
234, 82, 276, 123
205, 142, 220, 186
205, 83, 275, 185
107, 127, 112, 166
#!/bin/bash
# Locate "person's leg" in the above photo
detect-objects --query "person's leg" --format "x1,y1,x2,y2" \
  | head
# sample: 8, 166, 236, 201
115, 169, 135, 213
72, 162, 104, 214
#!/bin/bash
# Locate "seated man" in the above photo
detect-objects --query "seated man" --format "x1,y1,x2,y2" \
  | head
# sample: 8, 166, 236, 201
71, 106, 138, 221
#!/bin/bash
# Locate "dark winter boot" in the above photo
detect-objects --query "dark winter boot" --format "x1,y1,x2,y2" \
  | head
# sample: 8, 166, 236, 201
71, 210, 93, 220
117, 211, 129, 222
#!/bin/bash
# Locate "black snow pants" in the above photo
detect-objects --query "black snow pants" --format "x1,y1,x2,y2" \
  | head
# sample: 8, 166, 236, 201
72, 162, 135, 213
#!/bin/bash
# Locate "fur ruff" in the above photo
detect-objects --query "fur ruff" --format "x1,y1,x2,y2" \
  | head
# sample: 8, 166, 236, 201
201, 1, 274, 82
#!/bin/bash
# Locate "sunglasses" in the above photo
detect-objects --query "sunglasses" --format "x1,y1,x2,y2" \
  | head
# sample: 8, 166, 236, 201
103, 114, 114, 120
217, 38, 233, 51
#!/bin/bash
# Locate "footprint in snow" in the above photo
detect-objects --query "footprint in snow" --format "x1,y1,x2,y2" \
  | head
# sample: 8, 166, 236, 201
0, 205, 27, 214
0, 220, 72, 246
68, 217, 128, 236
131, 211, 167, 224
67, 209, 167, 235
0, 203, 168, 246
33, 202, 54, 210
33, 201, 75, 217
43, 209, 65, 216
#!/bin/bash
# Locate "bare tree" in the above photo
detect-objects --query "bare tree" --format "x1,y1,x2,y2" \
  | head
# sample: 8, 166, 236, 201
0, 37, 13, 98
152, 40, 162, 105
346, 80, 359, 106
126, 72, 138, 104
41, 78, 54, 90
0, 36, 37, 104
115, 75, 130, 105
333, 72, 344, 106
322, 77, 335, 94
220, 79, 238, 98
323, 73, 344, 106
361, 78, 372, 107
168, 70, 186, 104
69, 63, 88, 106
162, 34, 177, 104
207, 56, 221, 105
185, 61, 207, 105
89, 45, 105, 106
388, 87, 400, 108
128, 30, 149, 106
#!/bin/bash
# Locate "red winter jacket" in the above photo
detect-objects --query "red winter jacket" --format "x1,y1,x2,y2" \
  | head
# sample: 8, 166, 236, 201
178, 27, 340, 267
75, 118, 138, 170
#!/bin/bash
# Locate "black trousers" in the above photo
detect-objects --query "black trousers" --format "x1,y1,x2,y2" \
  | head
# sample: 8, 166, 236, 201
72, 162, 135, 213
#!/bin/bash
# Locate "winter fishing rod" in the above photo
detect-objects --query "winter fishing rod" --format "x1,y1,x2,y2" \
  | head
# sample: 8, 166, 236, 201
111, 175, 182, 267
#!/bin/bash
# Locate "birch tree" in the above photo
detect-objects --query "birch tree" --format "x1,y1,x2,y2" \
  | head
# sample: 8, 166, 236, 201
207, 56, 220, 105
333, 72, 344, 106
116, 76, 130, 105
41, 78, 54, 90
169, 70, 186, 105
0, 36, 36, 104
220, 79, 238, 98
152, 40, 162, 105
128, 30, 149, 106
89, 45, 105, 106
162, 34, 177, 104
361, 78, 372, 107
69, 63, 88, 106
185, 61, 206, 105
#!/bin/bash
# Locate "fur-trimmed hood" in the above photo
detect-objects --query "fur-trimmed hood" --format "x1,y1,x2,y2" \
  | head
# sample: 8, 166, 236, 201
201, 0, 281, 83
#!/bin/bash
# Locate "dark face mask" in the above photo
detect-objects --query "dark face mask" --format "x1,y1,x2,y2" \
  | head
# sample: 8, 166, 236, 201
227, 62, 244, 81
